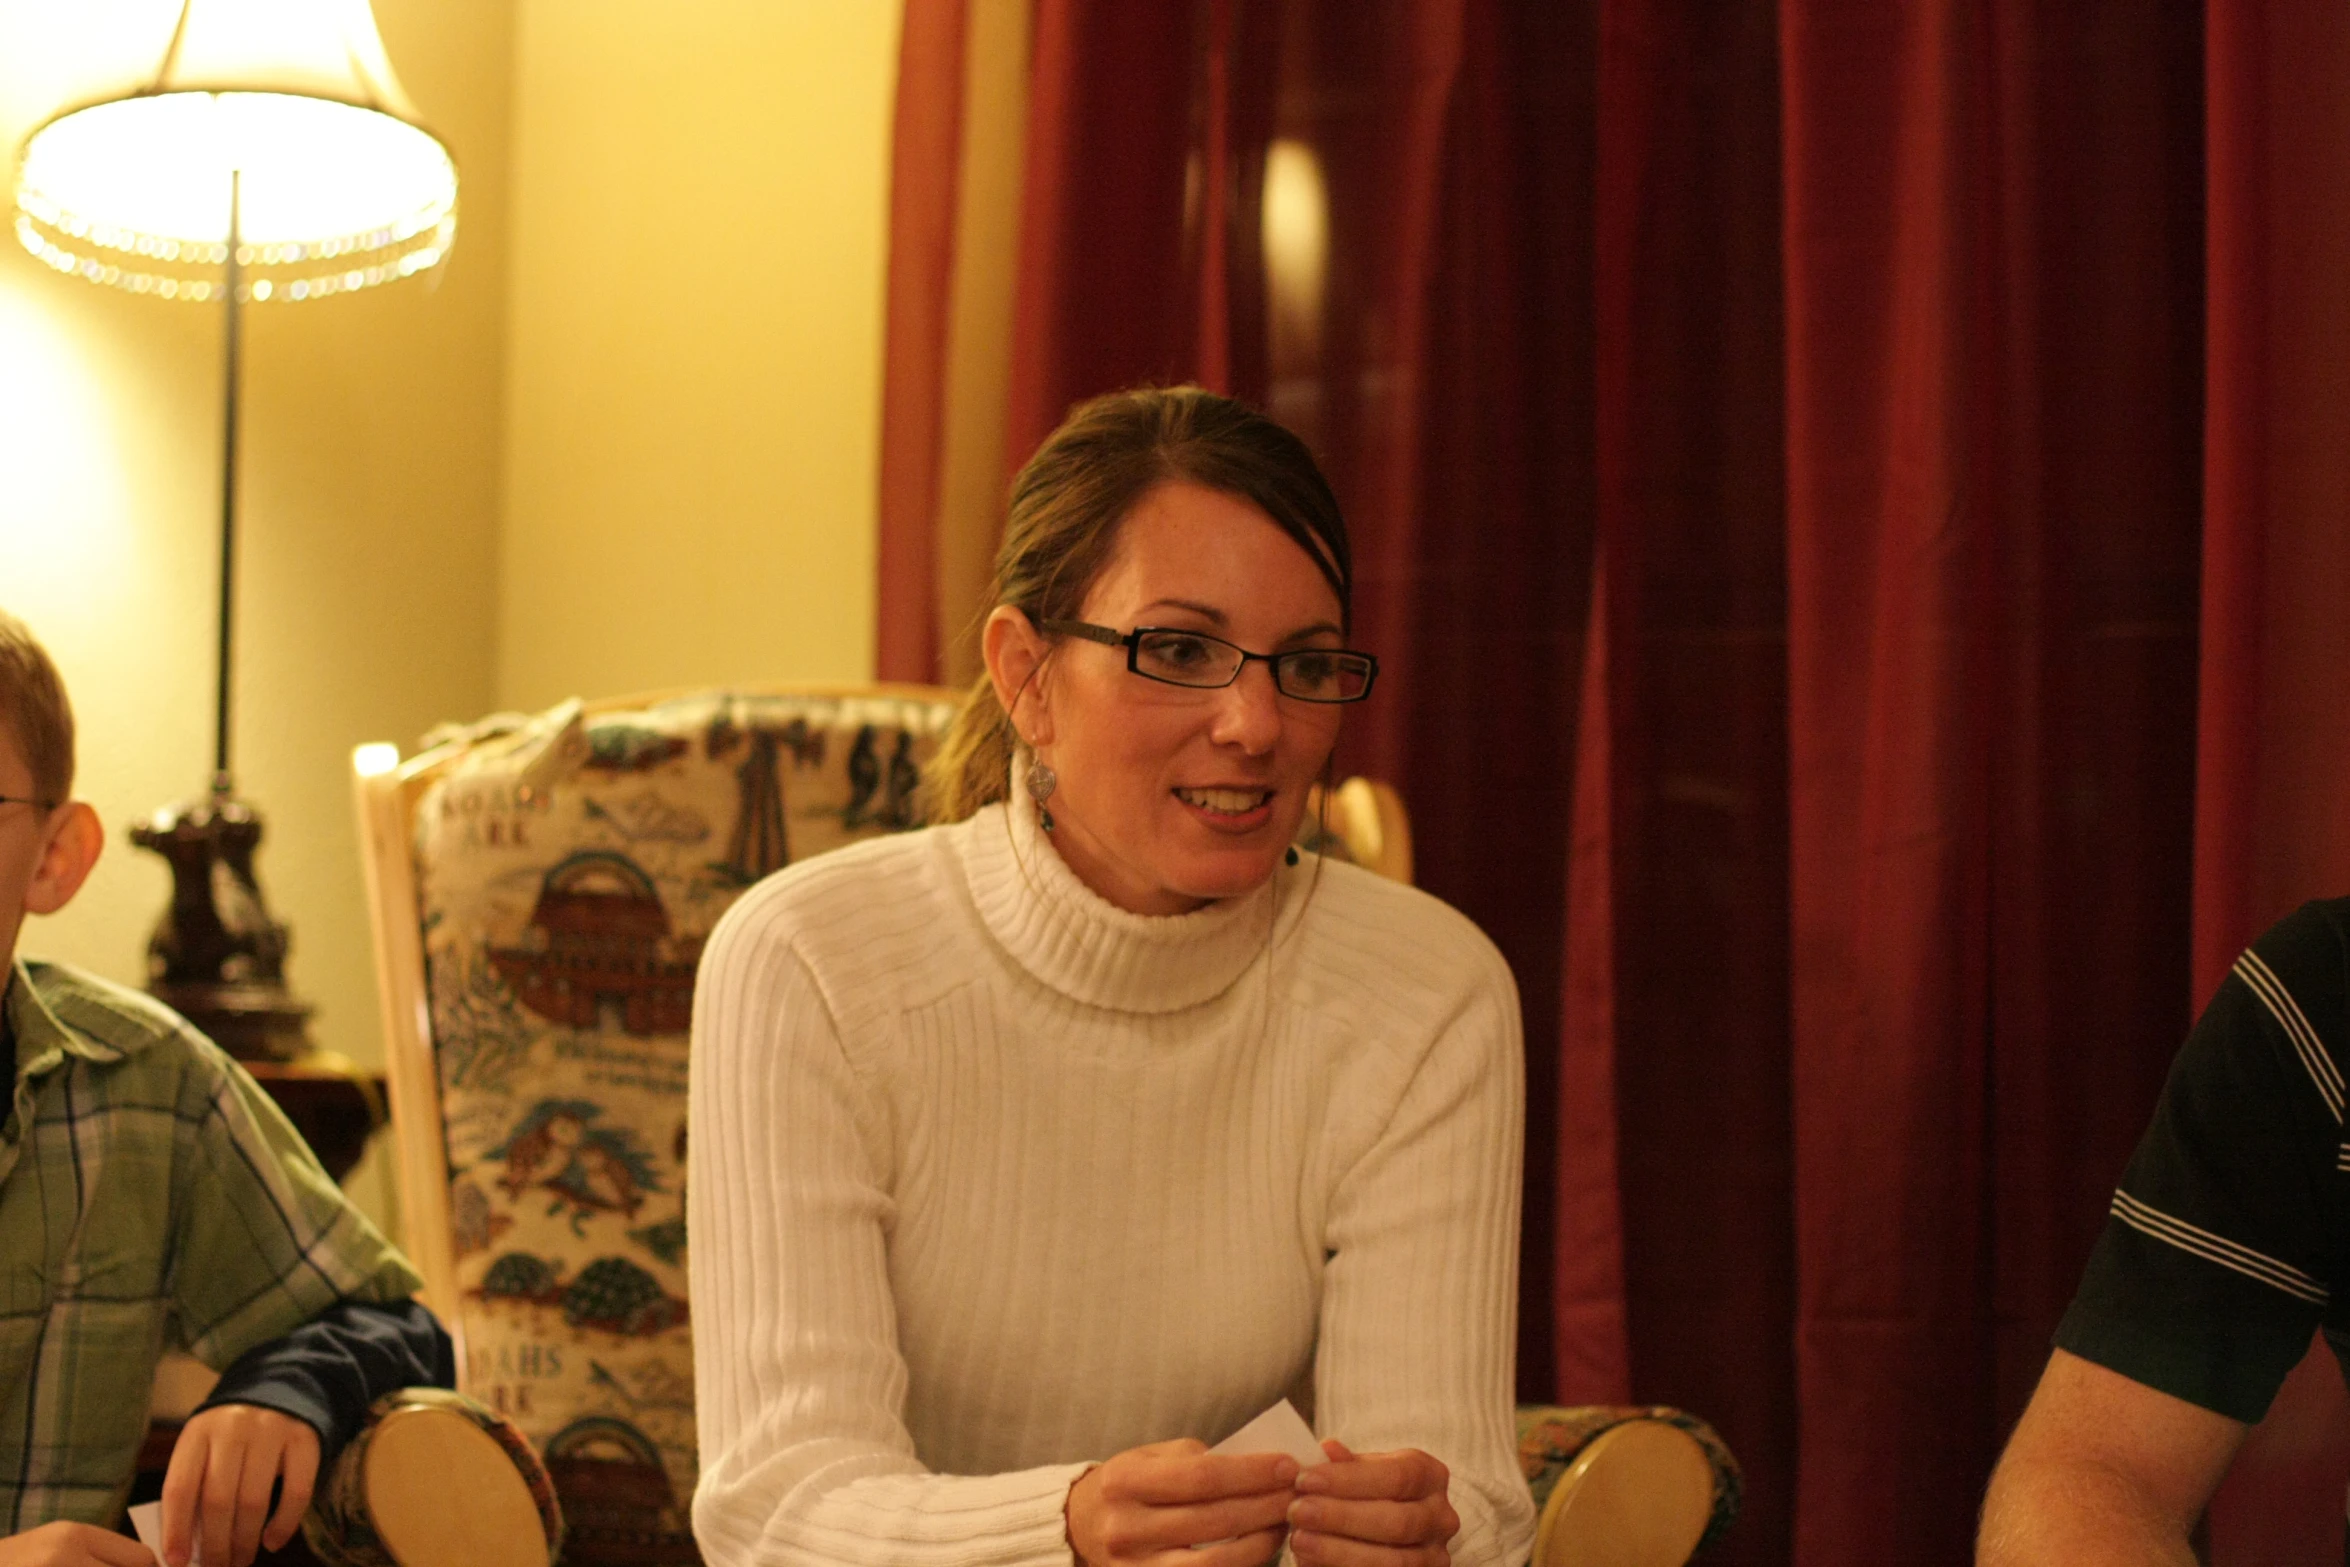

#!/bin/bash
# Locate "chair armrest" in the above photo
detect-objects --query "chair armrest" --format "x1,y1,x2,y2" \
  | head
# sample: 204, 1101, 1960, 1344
1515, 1404, 1741, 1566
303, 1389, 563, 1567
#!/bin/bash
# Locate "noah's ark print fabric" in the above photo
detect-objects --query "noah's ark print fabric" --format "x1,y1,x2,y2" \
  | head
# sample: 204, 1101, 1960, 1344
411, 690, 952, 1562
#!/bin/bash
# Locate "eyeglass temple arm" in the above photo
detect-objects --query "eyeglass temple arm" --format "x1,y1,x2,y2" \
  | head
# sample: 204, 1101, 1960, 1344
1037, 619, 1128, 649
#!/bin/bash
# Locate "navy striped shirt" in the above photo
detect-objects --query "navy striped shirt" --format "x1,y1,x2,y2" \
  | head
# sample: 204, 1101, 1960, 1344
2059, 899, 2350, 1423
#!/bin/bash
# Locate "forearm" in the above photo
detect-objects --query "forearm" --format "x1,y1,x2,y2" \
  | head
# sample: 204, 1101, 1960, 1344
1317, 968, 1532, 1567
1977, 1453, 2200, 1567
693, 1452, 1091, 1567
198, 1299, 455, 1460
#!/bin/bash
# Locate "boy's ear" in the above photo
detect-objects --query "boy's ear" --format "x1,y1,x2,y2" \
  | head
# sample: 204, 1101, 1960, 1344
23, 802, 102, 916
981, 606, 1055, 748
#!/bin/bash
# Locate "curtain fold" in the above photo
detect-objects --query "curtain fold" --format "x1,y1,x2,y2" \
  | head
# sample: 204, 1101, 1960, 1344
1779, 2, 2204, 1555
878, 1, 2349, 1559
2197, 6, 2350, 1560
1778, 5, 2009, 1556
1004, 2, 1204, 476
1592, 5, 1795, 1558
875, 0, 970, 684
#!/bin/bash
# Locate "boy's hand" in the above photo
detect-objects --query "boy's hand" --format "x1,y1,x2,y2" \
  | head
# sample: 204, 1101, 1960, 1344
0, 1520, 156, 1565
159, 1405, 320, 1567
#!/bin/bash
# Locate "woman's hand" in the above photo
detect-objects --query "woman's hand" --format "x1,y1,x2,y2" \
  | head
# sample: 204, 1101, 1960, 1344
1287, 1439, 1459, 1567
1066, 1438, 1301, 1567
159, 1403, 321, 1567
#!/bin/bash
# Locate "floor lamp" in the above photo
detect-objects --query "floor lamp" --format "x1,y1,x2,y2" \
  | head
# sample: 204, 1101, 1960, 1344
11, 0, 457, 1064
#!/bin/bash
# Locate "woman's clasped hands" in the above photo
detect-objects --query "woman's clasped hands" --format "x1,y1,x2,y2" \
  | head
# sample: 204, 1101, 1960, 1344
1066, 1437, 1460, 1567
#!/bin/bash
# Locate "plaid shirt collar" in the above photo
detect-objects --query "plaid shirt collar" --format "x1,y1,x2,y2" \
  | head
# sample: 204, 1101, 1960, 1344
5, 958, 130, 1082
0, 959, 127, 1184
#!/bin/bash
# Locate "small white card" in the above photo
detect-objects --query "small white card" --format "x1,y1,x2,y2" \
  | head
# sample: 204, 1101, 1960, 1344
127, 1500, 199, 1564
1193, 1399, 1325, 1550
1210, 1397, 1326, 1468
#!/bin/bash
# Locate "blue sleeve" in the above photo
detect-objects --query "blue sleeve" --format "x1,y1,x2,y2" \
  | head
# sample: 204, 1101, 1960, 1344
194, 1298, 456, 1461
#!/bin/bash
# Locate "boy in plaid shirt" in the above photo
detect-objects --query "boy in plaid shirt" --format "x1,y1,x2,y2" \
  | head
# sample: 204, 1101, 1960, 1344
0, 610, 450, 1567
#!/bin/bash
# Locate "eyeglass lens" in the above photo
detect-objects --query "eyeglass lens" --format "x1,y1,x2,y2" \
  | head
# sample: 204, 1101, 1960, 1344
1130, 631, 1373, 701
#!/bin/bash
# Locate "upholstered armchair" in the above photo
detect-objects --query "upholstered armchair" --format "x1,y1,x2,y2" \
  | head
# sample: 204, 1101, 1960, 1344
354, 688, 956, 1566
350, 686, 1738, 1567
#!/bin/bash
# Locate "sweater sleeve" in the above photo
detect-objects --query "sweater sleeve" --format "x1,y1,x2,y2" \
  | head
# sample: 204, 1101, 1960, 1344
1314, 942, 1536, 1567
198, 1299, 456, 1460
687, 895, 1090, 1567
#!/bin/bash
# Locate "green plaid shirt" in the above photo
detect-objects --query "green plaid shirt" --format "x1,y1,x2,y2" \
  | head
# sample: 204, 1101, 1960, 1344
0, 959, 420, 1531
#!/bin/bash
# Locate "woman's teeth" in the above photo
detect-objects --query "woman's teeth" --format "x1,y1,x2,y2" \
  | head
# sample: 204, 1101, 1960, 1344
1176, 787, 1270, 814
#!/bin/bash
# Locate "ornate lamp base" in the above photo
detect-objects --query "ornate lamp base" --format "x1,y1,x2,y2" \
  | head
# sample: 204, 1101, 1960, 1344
131, 781, 313, 1063
130, 783, 389, 1179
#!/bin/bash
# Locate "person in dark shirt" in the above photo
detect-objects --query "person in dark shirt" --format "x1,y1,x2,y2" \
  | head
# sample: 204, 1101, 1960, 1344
1980, 898, 2350, 1564
0, 609, 451, 1567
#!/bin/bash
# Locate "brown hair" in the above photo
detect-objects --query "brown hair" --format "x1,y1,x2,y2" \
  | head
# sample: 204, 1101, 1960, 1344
0, 609, 74, 810
926, 385, 1353, 823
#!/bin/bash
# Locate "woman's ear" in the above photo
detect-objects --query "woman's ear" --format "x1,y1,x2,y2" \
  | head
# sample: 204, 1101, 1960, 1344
981, 607, 1055, 748
24, 801, 103, 916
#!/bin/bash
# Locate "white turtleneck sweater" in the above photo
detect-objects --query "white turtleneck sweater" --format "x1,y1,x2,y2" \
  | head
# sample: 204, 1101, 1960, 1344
686, 796, 1533, 1567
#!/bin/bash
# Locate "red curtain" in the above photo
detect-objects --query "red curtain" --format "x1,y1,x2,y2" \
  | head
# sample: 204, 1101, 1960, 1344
2196, 6, 2350, 1561
1780, 3, 2205, 1557
876, 2, 2350, 1560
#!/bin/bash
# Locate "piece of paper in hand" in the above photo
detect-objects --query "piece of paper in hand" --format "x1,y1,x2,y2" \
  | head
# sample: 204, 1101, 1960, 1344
1210, 1397, 1326, 1468
128, 1500, 201, 1564
1191, 1398, 1327, 1551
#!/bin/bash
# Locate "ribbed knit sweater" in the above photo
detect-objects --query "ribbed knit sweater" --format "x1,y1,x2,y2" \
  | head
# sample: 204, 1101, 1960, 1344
686, 795, 1533, 1567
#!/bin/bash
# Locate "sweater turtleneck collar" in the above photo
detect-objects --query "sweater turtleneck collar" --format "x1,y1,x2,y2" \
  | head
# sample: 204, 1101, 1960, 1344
955, 769, 1307, 1015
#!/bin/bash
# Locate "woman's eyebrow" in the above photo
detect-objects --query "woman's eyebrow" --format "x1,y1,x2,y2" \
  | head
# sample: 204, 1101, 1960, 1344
1138, 598, 1228, 625
1138, 601, 1346, 645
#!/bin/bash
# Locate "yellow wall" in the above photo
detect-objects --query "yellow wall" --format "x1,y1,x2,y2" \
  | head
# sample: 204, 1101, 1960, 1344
497, 0, 901, 708
0, 2, 904, 1238
0, 0, 516, 1227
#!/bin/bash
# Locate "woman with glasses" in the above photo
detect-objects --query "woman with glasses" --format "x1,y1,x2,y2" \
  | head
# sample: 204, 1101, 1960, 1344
688, 387, 1532, 1567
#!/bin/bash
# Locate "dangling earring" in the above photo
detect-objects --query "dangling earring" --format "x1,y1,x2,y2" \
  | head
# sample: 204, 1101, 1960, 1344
1025, 758, 1058, 833
1285, 845, 1300, 867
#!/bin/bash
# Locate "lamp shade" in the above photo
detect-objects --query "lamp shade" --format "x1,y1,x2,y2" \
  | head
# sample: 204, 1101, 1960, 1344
12, 0, 456, 303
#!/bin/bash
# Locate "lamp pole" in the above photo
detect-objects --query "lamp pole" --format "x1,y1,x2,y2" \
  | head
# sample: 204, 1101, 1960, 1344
127, 160, 302, 1060
216, 166, 243, 790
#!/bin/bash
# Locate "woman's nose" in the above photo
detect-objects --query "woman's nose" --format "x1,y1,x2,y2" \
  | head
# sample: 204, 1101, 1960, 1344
1207, 661, 1284, 752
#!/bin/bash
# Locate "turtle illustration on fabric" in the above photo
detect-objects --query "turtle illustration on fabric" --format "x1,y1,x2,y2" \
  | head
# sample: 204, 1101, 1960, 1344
475, 1250, 566, 1306
490, 1099, 663, 1233
562, 1256, 690, 1337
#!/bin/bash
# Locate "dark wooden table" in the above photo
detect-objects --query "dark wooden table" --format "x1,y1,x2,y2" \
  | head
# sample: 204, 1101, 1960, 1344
240, 1053, 388, 1185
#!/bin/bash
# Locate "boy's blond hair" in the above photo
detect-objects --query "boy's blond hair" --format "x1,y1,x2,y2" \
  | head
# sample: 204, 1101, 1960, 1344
0, 610, 74, 808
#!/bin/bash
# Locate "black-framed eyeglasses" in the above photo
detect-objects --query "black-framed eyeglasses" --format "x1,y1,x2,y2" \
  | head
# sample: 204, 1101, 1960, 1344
0, 793, 54, 813
1040, 620, 1379, 703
